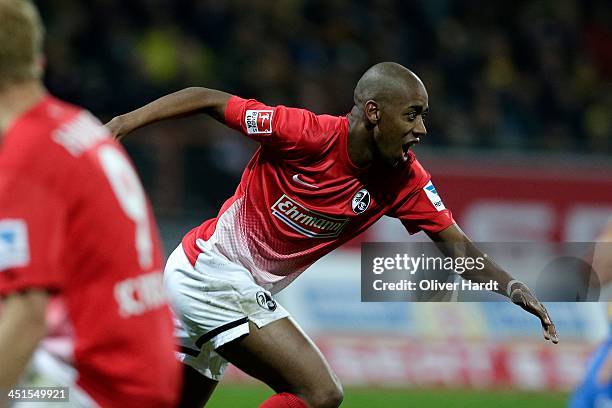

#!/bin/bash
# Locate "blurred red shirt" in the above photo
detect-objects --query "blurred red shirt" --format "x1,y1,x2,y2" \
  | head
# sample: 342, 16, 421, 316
0, 95, 180, 407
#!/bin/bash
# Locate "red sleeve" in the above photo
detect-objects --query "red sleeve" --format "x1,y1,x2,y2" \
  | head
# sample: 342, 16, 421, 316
0, 174, 67, 294
224, 96, 321, 154
387, 160, 455, 235
395, 184, 455, 234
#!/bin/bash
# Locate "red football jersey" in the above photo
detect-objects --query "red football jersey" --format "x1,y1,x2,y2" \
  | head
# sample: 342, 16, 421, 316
0, 96, 179, 407
182, 96, 454, 292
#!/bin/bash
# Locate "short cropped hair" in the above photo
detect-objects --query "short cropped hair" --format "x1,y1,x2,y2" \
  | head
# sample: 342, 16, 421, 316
0, 0, 45, 90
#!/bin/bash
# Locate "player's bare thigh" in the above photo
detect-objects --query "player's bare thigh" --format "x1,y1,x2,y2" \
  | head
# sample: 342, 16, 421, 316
216, 318, 343, 408
178, 363, 218, 408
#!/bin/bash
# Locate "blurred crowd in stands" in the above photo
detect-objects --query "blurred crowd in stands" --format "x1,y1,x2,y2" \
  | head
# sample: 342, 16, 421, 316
37, 0, 612, 214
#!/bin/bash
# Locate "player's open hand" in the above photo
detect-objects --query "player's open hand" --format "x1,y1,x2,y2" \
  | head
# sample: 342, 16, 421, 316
105, 116, 129, 141
509, 282, 559, 344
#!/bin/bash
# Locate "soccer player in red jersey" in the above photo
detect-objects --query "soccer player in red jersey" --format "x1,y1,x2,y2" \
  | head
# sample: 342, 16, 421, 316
108, 62, 559, 408
0, 1, 180, 406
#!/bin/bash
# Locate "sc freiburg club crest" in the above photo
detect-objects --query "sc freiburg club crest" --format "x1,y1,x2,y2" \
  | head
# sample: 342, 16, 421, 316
352, 189, 371, 214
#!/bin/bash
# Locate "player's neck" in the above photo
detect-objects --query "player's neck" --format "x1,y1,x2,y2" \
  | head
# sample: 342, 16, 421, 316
0, 81, 46, 137
347, 105, 376, 168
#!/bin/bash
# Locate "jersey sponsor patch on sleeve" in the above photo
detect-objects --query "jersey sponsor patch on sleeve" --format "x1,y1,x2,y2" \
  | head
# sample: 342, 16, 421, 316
245, 110, 273, 134
0, 219, 30, 271
423, 181, 446, 211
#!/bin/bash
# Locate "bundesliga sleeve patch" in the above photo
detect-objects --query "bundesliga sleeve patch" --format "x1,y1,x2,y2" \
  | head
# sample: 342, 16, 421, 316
245, 110, 273, 134
423, 181, 446, 211
0, 219, 30, 271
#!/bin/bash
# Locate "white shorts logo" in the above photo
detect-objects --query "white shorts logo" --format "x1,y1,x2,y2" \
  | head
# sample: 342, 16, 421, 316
423, 181, 446, 211
0, 219, 30, 271
255, 291, 277, 311
245, 110, 273, 134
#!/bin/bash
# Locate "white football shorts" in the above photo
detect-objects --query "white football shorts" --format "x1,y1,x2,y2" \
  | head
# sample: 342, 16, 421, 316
163, 244, 289, 381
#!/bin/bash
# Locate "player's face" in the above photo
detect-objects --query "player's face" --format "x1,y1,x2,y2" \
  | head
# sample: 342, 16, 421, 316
374, 89, 428, 167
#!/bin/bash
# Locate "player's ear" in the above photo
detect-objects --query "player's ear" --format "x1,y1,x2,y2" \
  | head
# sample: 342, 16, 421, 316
365, 100, 379, 126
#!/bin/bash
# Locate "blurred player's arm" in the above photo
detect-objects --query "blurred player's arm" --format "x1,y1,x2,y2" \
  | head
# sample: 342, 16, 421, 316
0, 182, 65, 391
0, 290, 48, 389
106, 87, 232, 140
427, 223, 559, 344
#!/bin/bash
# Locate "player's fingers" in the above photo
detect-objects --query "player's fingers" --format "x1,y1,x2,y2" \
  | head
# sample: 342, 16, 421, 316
545, 319, 559, 344
542, 326, 550, 341
109, 131, 124, 141
510, 290, 559, 343
533, 302, 547, 324
104, 118, 125, 140
543, 322, 559, 344
104, 126, 117, 138
538, 304, 559, 344
512, 290, 559, 344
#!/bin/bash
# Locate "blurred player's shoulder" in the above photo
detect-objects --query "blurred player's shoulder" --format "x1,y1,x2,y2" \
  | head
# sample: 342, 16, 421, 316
29, 96, 109, 154
1, 95, 111, 166
5, 95, 79, 139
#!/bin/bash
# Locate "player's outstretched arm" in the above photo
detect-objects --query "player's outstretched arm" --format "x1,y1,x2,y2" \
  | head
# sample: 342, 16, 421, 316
0, 290, 48, 390
105, 87, 232, 140
427, 223, 559, 344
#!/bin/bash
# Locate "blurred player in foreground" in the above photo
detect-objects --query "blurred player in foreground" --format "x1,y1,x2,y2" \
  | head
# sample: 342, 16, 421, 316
108, 62, 558, 408
0, 1, 180, 406
569, 218, 612, 407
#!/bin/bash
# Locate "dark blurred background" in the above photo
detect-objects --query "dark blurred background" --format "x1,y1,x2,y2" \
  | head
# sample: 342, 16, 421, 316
36, 0, 611, 219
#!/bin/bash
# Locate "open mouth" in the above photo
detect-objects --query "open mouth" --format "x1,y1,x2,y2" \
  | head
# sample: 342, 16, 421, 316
401, 138, 420, 160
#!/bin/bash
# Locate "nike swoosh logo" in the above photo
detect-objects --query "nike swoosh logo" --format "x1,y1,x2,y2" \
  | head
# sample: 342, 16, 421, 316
292, 174, 319, 189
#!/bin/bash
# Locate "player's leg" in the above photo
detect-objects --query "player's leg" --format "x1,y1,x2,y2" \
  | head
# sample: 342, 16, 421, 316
163, 244, 342, 407
217, 318, 343, 408
178, 363, 218, 408
163, 246, 225, 407
178, 317, 343, 408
